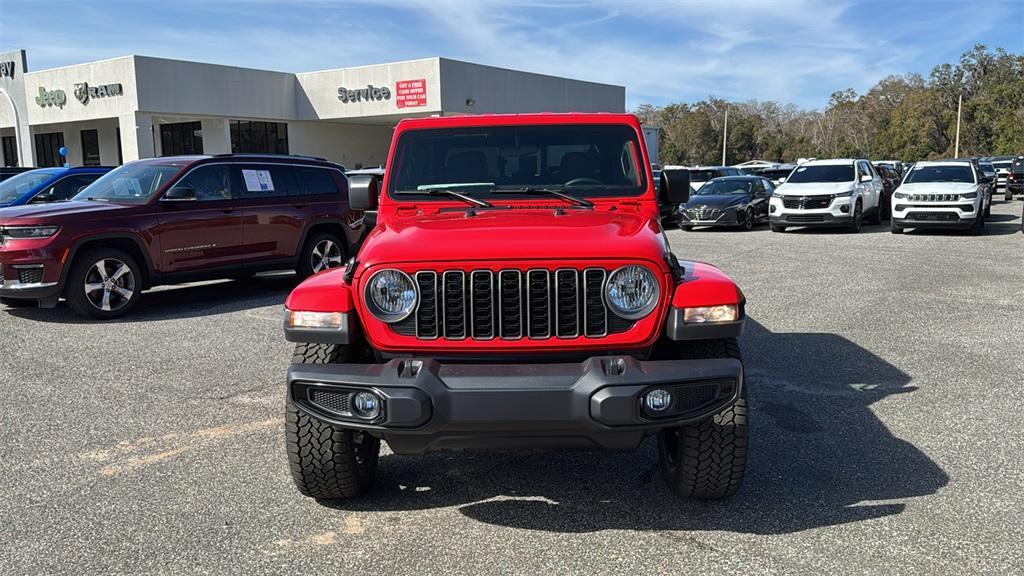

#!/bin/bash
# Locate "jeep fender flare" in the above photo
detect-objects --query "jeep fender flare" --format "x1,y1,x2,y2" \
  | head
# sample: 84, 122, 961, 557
666, 260, 745, 341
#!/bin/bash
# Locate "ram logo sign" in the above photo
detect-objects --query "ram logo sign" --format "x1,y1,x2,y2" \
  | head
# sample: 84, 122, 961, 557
74, 82, 124, 105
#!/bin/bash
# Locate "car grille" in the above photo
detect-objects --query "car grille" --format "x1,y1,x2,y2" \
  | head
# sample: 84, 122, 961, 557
17, 267, 43, 285
782, 196, 832, 209
685, 207, 721, 220
903, 194, 963, 202
392, 267, 634, 340
786, 214, 826, 223
307, 388, 351, 416
904, 212, 960, 222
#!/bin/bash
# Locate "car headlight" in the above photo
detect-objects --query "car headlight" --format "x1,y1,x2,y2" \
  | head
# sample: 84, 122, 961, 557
771, 191, 783, 198
683, 304, 739, 323
364, 269, 417, 323
893, 192, 907, 199
961, 191, 978, 199
4, 226, 60, 238
604, 265, 659, 320
832, 190, 854, 198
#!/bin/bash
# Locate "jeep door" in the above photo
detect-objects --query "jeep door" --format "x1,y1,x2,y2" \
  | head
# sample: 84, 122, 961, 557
154, 164, 246, 272
233, 164, 306, 264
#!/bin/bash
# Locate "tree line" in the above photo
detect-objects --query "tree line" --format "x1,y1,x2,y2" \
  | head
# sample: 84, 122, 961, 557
636, 45, 1024, 165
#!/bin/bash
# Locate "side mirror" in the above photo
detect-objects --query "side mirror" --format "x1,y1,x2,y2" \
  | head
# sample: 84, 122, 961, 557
776, 178, 786, 185
659, 169, 690, 205
162, 186, 197, 202
347, 174, 379, 211
859, 174, 872, 183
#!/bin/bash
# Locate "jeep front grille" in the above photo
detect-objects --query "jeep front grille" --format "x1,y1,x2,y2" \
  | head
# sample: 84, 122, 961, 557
393, 267, 633, 340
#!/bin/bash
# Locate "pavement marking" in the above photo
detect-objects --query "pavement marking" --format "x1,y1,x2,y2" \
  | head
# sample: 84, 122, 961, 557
80, 418, 281, 477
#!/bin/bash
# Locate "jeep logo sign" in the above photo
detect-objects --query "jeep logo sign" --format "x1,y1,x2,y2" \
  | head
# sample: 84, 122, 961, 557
35, 86, 67, 109
338, 84, 391, 103
0, 61, 14, 79
74, 82, 124, 105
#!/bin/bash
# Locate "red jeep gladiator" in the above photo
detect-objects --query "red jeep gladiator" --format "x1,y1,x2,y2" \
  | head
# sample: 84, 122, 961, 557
282, 113, 748, 500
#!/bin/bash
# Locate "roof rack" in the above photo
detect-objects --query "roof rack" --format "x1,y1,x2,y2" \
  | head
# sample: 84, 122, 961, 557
211, 153, 328, 162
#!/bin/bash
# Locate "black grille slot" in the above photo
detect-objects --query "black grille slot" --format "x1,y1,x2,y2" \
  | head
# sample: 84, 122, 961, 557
16, 267, 43, 285
442, 271, 466, 339
308, 389, 351, 416
471, 271, 494, 339
583, 269, 607, 337
527, 270, 550, 338
786, 214, 826, 223
415, 271, 438, 338
782, 196, 831, 210
499, 270, 522, 339
676, 384, 717, 408
555, 269, 579, 338
393, 267, 635, 341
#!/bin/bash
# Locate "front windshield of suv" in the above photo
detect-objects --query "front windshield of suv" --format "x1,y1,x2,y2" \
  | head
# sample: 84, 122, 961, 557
388, 124, 645, 200
0, 170, 57, 205
785, 164, 855, 183
905, 165, 975, 183
694, 179, 753, 196
992, 161, 1011, 170
72, 162, 183, 204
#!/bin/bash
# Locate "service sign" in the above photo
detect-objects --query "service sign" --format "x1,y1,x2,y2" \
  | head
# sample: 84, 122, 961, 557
396, 79, 427, 108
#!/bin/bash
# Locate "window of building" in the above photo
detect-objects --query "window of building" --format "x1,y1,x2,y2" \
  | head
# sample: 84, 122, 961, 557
230, 121, 289, 155
2, 136, 17, 167
160, 121, 203, 156
35, 132, 66, 168
81, 129, 101, 166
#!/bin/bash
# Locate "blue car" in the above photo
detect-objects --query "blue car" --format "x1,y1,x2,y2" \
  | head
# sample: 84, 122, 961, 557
0, 166, 112, 208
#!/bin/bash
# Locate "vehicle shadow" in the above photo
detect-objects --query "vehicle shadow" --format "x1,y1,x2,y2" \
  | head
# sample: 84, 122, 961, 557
325, 319, 948, 535
4, 273, 297, 324
779, 223, 891, 235
901, 222, 1021, 236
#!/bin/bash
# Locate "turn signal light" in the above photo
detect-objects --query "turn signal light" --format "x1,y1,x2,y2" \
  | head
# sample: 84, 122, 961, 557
287, 310, 343, 329
683, 304, 739, 324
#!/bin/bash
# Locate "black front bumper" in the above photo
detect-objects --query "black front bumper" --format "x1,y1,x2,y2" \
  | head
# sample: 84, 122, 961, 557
288, 356, 743, 454
770, 213, 853, 227
892, 214, 976, 229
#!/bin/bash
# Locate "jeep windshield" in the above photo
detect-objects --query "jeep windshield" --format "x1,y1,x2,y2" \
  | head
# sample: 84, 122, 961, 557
0, 170, 58, 205
905, 165, 975, 183
786, 164, 855, 183
388, 124, 645, 202
72, 162, 183, 204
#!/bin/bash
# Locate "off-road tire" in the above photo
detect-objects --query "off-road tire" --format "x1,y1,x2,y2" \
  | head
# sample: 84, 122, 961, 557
285, 342, 380, 500
65, 247, 142, 320
656, 338, 748, 499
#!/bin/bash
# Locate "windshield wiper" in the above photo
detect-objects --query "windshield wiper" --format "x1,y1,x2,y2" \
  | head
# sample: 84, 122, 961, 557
396, 188, 492, 208
491, 186, 594, 208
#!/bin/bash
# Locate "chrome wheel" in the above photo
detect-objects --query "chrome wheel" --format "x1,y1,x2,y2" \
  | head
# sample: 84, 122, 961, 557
310, 239, 343, 273
83, 258, 135, 312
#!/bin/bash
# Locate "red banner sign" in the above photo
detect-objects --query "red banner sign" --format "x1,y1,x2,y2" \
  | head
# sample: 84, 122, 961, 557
395, 79, 427, 108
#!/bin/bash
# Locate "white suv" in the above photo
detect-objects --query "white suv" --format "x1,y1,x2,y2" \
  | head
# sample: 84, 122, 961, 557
769, 159, 883, 232
891, 161, 989, 234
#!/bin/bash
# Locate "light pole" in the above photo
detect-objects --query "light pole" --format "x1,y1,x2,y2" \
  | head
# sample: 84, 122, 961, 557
721, 107, 728, 166
954, 93, 963, 158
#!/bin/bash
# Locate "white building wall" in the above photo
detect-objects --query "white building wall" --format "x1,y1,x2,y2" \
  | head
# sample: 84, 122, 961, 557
23, 56, 139, 125
287, 121, 392, 169
295, 58, 442, 121
438, 58, 625, 115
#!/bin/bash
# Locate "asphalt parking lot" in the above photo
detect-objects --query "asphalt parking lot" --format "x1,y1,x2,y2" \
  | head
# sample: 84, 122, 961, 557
2, 200, 1023, 575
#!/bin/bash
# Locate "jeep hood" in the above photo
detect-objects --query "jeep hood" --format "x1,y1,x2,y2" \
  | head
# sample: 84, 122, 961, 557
358, 209, 667, 268
0, 200, 135, 225
897, 182, 977, 193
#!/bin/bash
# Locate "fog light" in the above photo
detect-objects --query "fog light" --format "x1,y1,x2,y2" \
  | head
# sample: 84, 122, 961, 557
645, 389, 672, 412
769, 205, 776, 213
352, 391, 381, 419
840, 204, 850, 213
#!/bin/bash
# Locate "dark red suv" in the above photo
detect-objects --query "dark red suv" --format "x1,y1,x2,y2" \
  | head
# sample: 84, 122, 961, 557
0, 154, 361, 318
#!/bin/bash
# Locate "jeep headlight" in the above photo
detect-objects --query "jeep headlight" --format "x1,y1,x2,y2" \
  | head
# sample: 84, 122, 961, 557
4, 226, 60, 238
894, 191, 907, 199
604, 265, 659, 320
961, 191, 978, 199
365, 269, 417, 323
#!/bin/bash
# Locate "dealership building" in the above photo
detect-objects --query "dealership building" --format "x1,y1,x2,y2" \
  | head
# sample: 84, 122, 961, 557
0, 49, 625, 170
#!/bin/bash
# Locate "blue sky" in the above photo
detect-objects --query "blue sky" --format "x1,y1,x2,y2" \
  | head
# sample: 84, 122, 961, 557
1, 0, 1021, 109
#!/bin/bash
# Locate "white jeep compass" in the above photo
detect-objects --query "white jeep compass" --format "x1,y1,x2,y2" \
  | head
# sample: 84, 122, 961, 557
769, 159, 883, 232
891, 160, 989, 234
